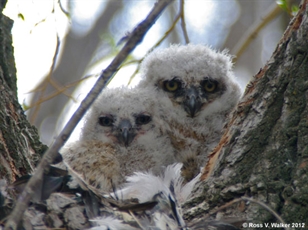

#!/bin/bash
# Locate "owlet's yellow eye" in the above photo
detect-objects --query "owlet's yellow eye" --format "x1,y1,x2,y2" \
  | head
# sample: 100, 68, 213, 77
163, 79, 181, 92
203, 80, 217, 93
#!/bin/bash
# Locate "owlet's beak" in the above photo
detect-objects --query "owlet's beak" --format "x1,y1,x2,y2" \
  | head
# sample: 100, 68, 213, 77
183, 87, 202, 117
116, 119, 136, 147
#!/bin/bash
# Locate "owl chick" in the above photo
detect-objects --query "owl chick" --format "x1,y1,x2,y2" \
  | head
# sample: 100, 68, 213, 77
137, 44, 242, 181
62, 87, 176, 192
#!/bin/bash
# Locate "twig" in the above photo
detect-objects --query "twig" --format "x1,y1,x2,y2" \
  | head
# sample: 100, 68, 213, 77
129, 210, 146, 230
232, 3, 282, 62
29, 81, 47, 123
240, 197, 290, 230
29, 32, 61, 123
47, 78, 77, 102
25, 74, 96, 111
46, 35, 77, 102
153, 11, 181, 48
30, 2, 77, 116
204, 198, 242, 218
127, 64, 142, 86
26, 70, 98, 110
180, 0, 190, 44
126, 0, 190, 85
204, 196, 289, 230
127, 10, 182, 85
4, 0, 174, 229
57, 0, 70, 18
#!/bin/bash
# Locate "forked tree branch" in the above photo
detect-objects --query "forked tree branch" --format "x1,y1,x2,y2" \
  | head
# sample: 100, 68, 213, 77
4, 0, 174, 228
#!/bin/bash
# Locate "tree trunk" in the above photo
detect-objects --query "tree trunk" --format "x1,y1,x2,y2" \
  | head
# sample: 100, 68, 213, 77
185, 0, 308, 226
0, 1, 45, 185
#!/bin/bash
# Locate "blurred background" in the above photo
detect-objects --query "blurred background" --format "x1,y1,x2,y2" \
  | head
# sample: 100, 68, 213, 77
3, 0, 300, 145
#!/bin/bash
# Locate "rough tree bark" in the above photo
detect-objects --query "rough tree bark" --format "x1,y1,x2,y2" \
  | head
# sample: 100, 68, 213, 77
0, 1, 45, 184
185, 0, 308, 227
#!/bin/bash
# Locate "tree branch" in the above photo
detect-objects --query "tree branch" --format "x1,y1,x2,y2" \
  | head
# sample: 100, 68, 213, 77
127, 5, 182, 85
231, 3, 282, 62
4, 0, 174, 228
28, 33, 70, 121
180, 0, 190, 44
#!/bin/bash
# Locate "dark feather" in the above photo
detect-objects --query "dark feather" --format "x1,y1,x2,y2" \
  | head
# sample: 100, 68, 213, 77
10, 166, 72, 202
52, 152, 63, 164
82, 190, 100, 219
117, 200, 158, 212
40, 176, 65, 200
47, 165, 68, 177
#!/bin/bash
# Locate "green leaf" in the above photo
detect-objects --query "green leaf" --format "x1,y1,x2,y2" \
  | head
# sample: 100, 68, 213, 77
276, 0, 288, 11
18, 13, 25, 21
291, 5, 299, 16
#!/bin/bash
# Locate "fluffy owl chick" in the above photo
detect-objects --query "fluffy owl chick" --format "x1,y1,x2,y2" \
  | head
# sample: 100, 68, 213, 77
63, 87, 176, 192
137, 44, 242, 181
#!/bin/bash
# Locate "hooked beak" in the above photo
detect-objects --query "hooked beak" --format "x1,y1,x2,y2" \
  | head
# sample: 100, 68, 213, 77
183, 87, 202, 117
116, 119, 136, 147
